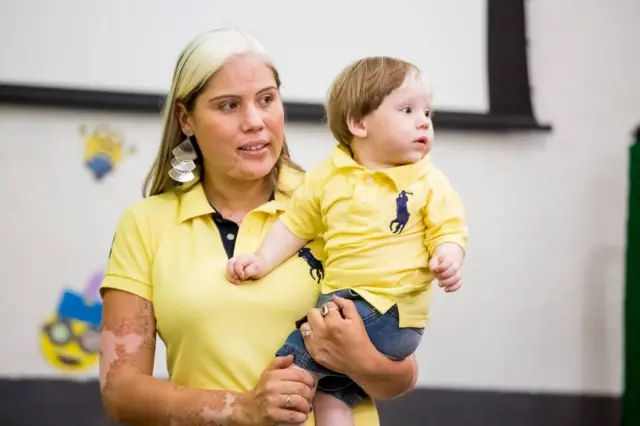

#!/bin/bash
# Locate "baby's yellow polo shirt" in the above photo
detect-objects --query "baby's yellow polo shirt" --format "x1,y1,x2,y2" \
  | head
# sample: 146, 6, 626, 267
100, 166, 381, 426
279, 146, 468, 328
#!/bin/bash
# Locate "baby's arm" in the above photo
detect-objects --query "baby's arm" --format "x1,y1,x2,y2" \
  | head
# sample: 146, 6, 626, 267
227, 220, 308, 283
227, 170, 324, 283
423, 168, 468, 289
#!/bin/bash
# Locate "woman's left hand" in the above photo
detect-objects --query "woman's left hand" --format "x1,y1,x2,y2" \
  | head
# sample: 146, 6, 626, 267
299, 295, 375, 375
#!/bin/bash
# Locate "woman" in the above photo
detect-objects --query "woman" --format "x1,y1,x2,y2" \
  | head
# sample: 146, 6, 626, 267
99, 28, 418, 426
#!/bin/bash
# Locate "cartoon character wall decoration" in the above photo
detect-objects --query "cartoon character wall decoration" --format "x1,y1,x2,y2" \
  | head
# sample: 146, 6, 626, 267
81, 123, 135, 180
39, 271, 103, 372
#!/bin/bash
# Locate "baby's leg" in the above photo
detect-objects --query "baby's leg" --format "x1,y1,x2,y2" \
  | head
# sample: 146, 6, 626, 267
313, 391, 355, 426
278, 365, 354, 426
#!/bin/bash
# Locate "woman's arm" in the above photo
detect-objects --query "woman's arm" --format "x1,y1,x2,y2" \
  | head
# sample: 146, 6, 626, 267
347, 348, 418, 400
301, 296, 418, 400
100, 289, 315, 426
100, 289, 242, 425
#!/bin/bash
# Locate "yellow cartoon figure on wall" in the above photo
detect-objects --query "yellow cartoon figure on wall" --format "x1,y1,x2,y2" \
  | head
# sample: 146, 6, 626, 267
80, 123, 135, 180
39, 272, 103, 372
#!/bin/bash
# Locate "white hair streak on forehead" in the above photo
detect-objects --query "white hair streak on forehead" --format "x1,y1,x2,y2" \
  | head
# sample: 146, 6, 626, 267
170, 28, 275, 102
145, 28, 289, 198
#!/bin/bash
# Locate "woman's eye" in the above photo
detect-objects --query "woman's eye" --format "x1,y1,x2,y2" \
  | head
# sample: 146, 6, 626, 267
259, 94, 274, 107
220, 101, 238, 111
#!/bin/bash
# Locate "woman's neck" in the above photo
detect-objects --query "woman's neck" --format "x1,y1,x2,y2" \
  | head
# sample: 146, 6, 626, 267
202, 172, 273, 221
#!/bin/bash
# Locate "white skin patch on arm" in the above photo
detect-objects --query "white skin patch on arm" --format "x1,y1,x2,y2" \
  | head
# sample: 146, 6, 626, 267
99, 296, 155, 395
99, 292, 244, 426
99, 331, 145, 390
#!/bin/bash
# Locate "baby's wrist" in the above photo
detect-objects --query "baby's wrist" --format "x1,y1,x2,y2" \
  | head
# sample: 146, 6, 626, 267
433, 242, 464, 261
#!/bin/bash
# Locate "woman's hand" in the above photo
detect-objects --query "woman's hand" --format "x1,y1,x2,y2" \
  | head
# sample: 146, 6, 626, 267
233, 355, 316, 425
300, 295, 418, 400
299, 295, 375, 374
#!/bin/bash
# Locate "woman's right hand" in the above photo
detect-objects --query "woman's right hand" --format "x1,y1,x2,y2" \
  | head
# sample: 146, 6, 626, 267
233, 355, 316, 425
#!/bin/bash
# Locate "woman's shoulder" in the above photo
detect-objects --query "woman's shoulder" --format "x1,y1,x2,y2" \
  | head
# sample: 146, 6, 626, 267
117, 191, 181, 233
279, 164, 306, 189
279, 157, 335, 192
125, 191, 178, 216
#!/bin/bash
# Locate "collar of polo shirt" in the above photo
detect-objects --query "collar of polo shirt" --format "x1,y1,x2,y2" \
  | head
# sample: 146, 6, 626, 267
330, 144, 431, 190
178, 166, 299, 223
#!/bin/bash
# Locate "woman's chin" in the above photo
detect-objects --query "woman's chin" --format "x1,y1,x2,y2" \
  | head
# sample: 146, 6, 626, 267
238, 158, 277, 181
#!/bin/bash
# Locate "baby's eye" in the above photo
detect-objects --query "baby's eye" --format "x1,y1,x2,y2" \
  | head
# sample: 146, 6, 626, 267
401, 107, 413, 114
425, 110, 432, 118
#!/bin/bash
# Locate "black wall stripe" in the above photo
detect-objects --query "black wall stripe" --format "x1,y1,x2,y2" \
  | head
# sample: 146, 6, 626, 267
0, 1, 551, 132
0, 379, 619, 426
488, 0, 535, 117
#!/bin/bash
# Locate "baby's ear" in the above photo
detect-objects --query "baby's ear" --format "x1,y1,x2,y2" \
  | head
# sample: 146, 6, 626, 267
346, 111, 367, 139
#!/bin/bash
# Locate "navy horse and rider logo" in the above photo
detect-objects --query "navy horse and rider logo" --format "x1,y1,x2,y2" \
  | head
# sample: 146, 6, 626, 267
389, 190, 413, 234
298, 247, 324, 283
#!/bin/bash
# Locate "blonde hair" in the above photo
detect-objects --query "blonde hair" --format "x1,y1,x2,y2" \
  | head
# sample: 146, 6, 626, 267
326, 56, 420, 147
143, 28, 302, 198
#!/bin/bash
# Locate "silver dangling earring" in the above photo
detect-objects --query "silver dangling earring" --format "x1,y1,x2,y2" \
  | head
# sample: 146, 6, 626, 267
168, 134, 197, 183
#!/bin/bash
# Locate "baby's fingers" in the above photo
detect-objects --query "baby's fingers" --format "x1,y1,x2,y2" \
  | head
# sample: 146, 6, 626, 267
226, 259, 241, 284
234, 259, 248, 280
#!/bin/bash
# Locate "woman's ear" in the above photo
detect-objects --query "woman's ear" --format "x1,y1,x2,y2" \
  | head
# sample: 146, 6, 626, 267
175, 102, 193, 136
346, 112, 367, 139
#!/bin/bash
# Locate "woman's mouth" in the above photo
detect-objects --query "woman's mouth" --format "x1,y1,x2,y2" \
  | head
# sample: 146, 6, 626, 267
238, 141, 270, 155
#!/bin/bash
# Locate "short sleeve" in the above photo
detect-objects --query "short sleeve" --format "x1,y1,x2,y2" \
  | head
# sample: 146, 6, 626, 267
101, 208, 153, 301
279, 169, 324, 241
422, 168, 468, 256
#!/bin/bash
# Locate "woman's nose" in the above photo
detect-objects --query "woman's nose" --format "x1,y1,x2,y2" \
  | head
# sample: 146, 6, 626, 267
241, 104, 265, 132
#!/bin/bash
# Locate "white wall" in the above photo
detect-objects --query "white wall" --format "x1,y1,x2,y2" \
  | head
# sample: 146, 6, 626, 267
414, 0, 639, 395
0, 0, 638, 396
0, 0, 489, 112
290, 0, 640, 396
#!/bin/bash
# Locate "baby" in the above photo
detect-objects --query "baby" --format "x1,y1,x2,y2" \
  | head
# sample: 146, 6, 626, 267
227, 56, 468, 426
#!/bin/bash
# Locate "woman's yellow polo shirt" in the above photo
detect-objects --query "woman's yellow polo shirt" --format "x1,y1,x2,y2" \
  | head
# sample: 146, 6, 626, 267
100, 166, 380, 426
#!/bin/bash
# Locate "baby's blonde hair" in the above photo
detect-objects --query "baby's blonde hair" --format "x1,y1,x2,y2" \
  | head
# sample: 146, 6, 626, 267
143, 28, 301, 197
326, 56, 420, 148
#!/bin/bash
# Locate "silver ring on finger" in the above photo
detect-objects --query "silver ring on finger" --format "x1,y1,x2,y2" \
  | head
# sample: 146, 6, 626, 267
321, 304, 339, 317
285, 393, 293, 409
300, 327, 313, 339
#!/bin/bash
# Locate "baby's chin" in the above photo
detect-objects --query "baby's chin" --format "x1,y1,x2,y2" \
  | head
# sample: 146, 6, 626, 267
392, 152, 428, 167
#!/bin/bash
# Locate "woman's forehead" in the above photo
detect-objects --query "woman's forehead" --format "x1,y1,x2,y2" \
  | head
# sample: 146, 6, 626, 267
206, 53, 277, 96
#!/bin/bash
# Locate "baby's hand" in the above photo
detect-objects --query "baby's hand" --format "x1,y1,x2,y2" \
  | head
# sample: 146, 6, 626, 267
429, 255, 462, 293
226, 254, 267, 284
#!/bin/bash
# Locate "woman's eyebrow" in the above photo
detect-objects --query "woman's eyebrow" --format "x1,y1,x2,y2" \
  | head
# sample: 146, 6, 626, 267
208, 86, 278, 103
256, 86, 278, 95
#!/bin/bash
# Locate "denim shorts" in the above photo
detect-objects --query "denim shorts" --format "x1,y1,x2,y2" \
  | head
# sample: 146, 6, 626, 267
274, 288, 424, 407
